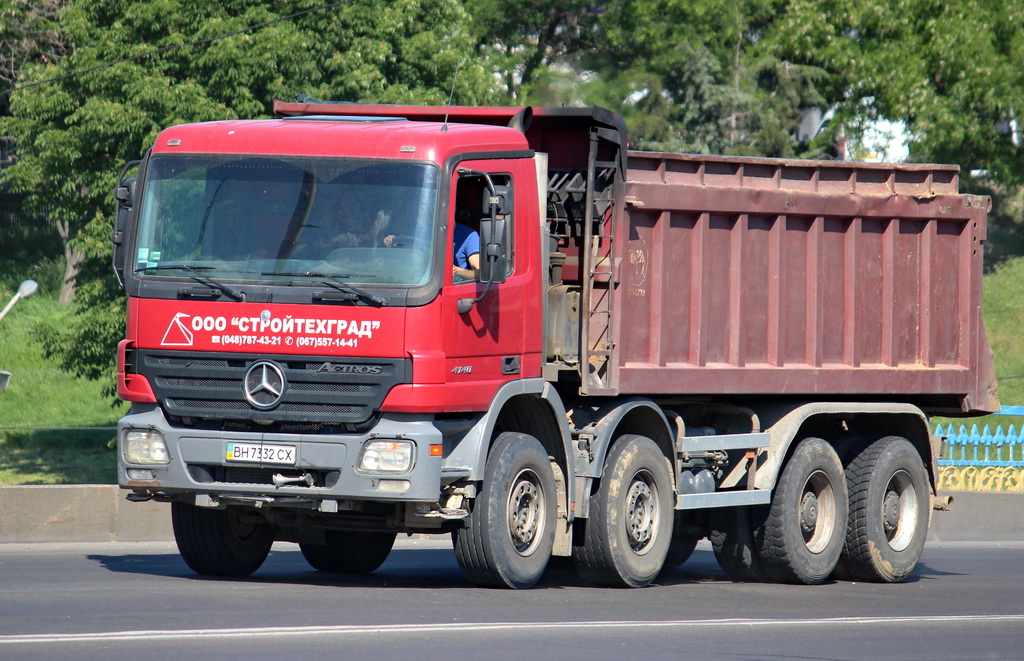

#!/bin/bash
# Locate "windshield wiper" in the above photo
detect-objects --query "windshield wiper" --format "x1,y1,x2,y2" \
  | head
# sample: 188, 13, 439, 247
136, 263, 246, 301
261, 270, 386, 306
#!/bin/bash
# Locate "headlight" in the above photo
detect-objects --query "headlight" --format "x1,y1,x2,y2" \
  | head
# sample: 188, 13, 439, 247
357, 440, 413, 474
123, 429, 169, 465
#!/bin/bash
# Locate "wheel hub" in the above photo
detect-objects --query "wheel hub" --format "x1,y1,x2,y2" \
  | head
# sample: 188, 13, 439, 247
800, 491, 819, 534
626, 479, 656, 550
882, 490, 901, 535
507, 475, 541, 554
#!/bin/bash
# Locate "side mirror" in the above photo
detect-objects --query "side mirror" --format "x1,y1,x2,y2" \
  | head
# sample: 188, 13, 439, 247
115, 177, 137, 208
478, 217, 508, 285
112, 173, 138, 288
483, 184, 513, 215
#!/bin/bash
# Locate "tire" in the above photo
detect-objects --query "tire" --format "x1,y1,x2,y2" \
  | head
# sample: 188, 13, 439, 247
573, 434, 674, 588
709, 505, 769, 582
299, 531, 397, 574
453, 432, 557, 589
171, 502, 274, 577
660, 511, 700, 574
758, 437, 847, 585
839, 436, 930, 582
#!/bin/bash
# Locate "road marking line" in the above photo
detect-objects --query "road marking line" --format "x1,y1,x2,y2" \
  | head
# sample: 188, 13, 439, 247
3, 614, 1024, 645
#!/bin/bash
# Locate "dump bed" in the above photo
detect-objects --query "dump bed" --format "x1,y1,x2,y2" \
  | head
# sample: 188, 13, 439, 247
607, 152, 998, 415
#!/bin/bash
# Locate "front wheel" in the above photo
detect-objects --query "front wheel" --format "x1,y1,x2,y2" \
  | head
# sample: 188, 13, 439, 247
453, 432, 557, 589
300, 531, 397, 574
758, 437, 847, 584
573, 434, 674, 588
171, 502, 275, 577
839, 436, 930, 582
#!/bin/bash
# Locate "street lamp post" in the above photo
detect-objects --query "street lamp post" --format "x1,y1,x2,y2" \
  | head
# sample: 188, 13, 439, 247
0, 279, 38, 324
0, 279, 39, 390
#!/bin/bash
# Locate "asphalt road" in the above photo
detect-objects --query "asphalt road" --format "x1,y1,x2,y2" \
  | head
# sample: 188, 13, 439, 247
1, 538, 1022, 660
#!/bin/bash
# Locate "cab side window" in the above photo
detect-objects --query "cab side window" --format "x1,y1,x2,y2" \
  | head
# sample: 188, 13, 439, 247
452, 174, 512, 283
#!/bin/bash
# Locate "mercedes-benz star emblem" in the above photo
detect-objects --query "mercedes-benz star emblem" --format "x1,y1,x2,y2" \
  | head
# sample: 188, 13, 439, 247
243, 361, 286, 410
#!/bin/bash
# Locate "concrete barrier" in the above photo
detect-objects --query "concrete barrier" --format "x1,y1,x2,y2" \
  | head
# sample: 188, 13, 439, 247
0, 486, 1021, 544
0, 485, 171, 543
928, 490, 1024, 542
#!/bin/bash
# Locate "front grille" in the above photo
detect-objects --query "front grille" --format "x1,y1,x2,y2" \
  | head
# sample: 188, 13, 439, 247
169, 398, 365, 416
137, 349, 409, 426
289, 382, 373, 394
156, 357, 227, 368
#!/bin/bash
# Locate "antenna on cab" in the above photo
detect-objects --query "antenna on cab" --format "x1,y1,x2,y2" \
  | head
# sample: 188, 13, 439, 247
441, 59, 462, 133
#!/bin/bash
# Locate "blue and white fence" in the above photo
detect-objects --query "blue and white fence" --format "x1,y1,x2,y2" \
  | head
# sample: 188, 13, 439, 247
935, 406, 1024, 468
934, 407, 1024, 491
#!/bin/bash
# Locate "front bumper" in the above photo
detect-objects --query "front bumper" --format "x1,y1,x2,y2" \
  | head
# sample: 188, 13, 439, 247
117, 404, 447, 505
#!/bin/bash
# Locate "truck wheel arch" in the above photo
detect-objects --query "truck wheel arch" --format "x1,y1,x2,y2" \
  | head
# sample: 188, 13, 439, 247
579, 398, 675, 479
752, 402, 935, 493
452, 378, 574, 510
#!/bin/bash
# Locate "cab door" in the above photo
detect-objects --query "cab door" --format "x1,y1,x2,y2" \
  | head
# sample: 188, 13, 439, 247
438, 158, 541, 411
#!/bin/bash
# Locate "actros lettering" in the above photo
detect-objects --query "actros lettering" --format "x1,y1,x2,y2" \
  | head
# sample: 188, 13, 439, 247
315, 363, 383, 374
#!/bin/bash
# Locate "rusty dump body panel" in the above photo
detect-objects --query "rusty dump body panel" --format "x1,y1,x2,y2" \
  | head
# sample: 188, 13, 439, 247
610, 152, 999, 415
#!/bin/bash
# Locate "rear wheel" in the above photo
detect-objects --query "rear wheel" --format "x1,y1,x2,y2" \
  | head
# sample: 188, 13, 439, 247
300, 531, 397, 574
453, 432, 557, 589
660, 511, 700, 574
172, 502, 274, 577
709, 505, 769, 582
758, 437, 847, 584
573, 435, 674, 588
839, 436, 930, 582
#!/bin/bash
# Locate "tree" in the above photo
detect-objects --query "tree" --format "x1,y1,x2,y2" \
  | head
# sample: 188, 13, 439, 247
765, 0, 1024, 185
1, 0, 494, 393
0, 0, 67, 116
574, 0, 829, 156
463, 0, 599, 100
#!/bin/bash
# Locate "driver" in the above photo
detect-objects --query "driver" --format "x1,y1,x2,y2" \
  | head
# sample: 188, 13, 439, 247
320, 205, 396, 250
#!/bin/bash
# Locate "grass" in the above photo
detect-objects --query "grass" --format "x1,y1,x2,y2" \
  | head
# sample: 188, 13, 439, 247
932, 257, 1024, 436
980, 257, 1024, 406
0, 292, 127, 484
0, 213, 128, 484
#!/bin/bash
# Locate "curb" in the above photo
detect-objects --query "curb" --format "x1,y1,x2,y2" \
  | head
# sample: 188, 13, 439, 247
0, 486, 1021, 544
927, 490, 1024, 542
0, 485, 171, 543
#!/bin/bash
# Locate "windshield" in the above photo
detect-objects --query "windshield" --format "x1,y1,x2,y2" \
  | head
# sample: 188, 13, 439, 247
133, 156, 439, 286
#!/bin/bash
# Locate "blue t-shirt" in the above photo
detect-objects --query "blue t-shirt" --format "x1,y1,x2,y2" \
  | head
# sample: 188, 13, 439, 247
453, 223, 480, 269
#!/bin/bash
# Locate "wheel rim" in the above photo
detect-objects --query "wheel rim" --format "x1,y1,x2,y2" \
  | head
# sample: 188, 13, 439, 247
625, 470, 660, 555
882, 469, 919, 552
799, 470, 836, 554
507, 468, 545, 556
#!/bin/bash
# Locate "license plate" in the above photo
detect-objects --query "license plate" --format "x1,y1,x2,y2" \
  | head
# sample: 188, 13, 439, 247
225, 442, 296, 465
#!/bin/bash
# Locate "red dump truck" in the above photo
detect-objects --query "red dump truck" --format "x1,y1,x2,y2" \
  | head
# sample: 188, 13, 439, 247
113, 103, 997, 588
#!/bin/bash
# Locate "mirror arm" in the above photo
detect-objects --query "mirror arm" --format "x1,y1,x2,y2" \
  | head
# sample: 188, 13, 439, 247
457, 254, 497, 314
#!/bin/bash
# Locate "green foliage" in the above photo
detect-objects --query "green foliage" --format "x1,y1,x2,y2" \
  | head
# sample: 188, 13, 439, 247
0, 197, 63, 295
1, 0, 495, 395
468, 1, 832, 156
766, 0, 1024, 184
0, 0, 66, 115
463, 0, 598, 99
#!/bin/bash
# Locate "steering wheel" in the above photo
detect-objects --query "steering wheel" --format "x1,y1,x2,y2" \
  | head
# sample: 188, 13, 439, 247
384, 234, 428, 250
